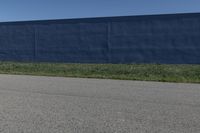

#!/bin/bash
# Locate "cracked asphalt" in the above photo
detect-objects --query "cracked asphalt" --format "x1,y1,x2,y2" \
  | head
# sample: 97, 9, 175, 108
0, 74, 199, 133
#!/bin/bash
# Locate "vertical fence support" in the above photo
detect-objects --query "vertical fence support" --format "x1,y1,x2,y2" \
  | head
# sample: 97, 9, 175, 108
107, 22, 111, 63
33, 25, 37, 61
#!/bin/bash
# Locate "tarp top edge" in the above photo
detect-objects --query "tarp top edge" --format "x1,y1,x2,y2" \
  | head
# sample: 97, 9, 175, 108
0, 12, 200, 25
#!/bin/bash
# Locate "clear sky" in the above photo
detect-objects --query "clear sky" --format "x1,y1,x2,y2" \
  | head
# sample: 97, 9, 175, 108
0, 0, 200, 22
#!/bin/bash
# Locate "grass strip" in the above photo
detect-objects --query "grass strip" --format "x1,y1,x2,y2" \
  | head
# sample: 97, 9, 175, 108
0, 62, 199, 83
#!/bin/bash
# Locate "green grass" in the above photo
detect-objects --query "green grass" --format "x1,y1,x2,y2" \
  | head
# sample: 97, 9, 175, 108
0, 62, 199, 83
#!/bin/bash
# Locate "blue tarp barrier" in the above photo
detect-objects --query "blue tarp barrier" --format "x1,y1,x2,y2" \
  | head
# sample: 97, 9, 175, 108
0, 13, 200, 64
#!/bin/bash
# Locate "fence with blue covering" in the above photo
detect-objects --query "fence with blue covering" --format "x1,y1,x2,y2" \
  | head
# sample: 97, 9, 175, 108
0, 13, 200, 64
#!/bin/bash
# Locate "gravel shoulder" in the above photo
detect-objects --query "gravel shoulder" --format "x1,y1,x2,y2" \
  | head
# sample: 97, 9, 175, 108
0, 74, 199, 133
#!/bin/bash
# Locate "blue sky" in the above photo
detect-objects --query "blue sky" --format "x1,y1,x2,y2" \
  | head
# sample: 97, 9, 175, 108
0, 0, 200, 22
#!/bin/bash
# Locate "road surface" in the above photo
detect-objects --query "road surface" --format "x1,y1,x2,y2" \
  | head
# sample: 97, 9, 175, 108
0, 74, 199, 133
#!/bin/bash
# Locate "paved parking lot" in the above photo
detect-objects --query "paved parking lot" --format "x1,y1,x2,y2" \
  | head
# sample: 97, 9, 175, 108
0, 74, 199, 133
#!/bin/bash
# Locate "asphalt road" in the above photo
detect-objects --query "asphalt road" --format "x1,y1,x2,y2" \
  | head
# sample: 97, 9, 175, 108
0, 74, 199, 133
